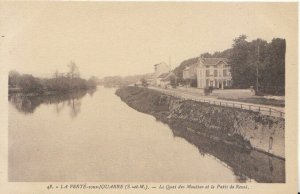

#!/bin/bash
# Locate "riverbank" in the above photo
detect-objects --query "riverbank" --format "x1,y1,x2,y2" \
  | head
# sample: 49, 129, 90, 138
9, 70, 98, 96
9, 87, 96, 97
116, 86, 285, 159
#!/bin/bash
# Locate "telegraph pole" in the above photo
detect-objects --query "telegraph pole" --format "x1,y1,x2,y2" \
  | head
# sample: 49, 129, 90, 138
256, 43, 260, 93
169, 55, 176, 86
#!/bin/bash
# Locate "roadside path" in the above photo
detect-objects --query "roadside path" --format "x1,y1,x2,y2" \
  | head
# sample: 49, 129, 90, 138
148, 86, 285, 118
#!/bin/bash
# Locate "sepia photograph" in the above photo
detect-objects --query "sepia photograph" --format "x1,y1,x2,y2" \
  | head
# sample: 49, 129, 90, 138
0, 2, 298, 193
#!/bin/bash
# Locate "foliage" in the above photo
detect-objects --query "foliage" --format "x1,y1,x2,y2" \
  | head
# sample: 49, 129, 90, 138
67, 61, 80, 79
87, 76, 98, 88
8, 70, 21, 88
100, 74, 153, 87
259, 38, 285, 95
229, 35, 285, 95
180, 79, 196, 87
173, 57, 199, 78
141, 78, 148, 87
170, 75, 177, 88
190, 79, 197, 87
173, 48, 232, 80
204, 87, 213, 95
17, 74, 44, 93
173, 35, 285, 95
8, 62, 97, 93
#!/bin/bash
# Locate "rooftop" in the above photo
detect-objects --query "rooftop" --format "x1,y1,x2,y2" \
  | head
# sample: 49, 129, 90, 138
199, 57, 229, 66
158, 72, 170, 78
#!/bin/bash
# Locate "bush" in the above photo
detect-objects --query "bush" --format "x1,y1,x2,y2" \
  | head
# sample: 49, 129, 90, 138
18, 74, 44, 93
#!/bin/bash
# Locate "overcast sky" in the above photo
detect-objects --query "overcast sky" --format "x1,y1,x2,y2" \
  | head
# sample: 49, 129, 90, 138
0, 2, 297, 78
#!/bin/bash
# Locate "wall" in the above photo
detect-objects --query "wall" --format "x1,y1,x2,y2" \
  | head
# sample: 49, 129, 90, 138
116, 86, 285, 159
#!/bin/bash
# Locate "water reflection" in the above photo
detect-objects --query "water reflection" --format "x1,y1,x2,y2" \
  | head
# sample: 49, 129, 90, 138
8, 87, 284, 182
169, 126, 285, 183
9, 89, 95, 118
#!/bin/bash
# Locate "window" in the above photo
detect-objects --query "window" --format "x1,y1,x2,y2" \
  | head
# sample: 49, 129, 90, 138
198, 70, 201, 78
223, 69, 227, 76
214, 70, 218, 77
206, 70, 210, 77
206, 79, 209, 87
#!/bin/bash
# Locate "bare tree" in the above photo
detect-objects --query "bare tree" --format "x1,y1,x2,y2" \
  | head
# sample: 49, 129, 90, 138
67, 61, 80, 79
53, 69, 59, 79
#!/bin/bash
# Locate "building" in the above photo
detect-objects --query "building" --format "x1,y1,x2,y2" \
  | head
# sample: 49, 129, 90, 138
196, 57, 232, 89
182, 63, 197, 80
145, 77, 155, 85
154, 62, 171, 77
157, 72, 177, 88
153, 62, 171, 86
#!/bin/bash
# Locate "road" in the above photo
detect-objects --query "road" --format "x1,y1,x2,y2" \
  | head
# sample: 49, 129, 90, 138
149, 86, 285, 118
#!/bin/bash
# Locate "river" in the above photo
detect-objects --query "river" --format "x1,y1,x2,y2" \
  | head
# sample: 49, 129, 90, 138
8, 87, 284, 182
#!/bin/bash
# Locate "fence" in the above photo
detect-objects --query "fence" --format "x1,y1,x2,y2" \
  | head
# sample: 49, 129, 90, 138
164, 91, 285, 118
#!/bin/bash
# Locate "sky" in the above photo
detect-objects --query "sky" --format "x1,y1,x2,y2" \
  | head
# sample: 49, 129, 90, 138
0, 2, 297, 79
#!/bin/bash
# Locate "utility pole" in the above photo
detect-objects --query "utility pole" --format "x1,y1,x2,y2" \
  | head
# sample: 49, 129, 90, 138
256, 43, 260, 93
169, 55, 176, 86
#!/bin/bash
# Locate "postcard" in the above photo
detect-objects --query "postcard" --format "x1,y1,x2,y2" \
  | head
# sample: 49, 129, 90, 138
0, 2, 297, 194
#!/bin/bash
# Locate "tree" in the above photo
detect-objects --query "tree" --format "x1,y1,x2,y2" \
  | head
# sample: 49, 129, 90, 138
18, 74, 43, 93
229, 35, 251, 88
201, 52, 213, 58
260, 38, 286, 95
87, 76, 98, 88
8, 70, 20, 88
228, 35, 285, 94
170, 74, 177, 88
67, 61, 80, 79
173, 57, 198, 79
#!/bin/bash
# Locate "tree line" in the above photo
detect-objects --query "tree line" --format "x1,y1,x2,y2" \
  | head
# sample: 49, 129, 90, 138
9, 61, 98, 94
229, 35, 285, 95
99, 73, 153, 88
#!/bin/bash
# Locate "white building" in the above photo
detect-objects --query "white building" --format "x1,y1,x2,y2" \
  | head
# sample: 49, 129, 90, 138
153, 62, 171, 86
156, 72, 176, 88
196, 57, 232, 89
182, 63, 197, 80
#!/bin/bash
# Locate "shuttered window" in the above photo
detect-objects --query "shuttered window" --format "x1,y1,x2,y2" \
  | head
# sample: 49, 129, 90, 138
206, 70, 209, 76
223, 69, 227, 76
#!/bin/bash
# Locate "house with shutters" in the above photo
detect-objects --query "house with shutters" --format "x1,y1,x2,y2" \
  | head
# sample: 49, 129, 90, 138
196, 57, 232, 89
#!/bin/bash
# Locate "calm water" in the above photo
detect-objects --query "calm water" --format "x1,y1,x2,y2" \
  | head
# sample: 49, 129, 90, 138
8, 87, 284, 182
